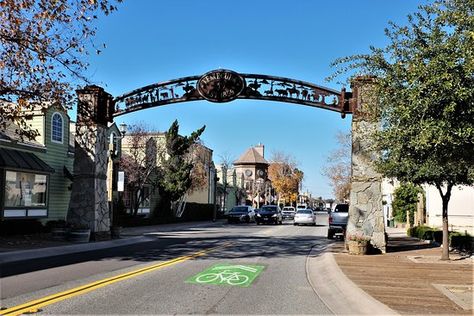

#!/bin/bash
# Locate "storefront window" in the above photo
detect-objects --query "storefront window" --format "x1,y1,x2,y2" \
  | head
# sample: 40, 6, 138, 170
4, 171, 47, 207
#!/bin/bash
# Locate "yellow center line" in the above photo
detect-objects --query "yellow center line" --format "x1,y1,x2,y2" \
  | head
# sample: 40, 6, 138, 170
1, 241, 233, 316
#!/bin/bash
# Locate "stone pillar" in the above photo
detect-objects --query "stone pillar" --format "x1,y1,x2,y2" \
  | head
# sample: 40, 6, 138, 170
347, 77, 386, 253
67, 85, 114, 239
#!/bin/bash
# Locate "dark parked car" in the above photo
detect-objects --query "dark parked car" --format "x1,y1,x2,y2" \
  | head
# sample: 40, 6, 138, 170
227, 206, 255, 223
255, 205, 283, 225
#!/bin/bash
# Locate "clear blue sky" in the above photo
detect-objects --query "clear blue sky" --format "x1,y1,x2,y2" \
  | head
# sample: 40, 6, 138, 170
81, 0, 425, 198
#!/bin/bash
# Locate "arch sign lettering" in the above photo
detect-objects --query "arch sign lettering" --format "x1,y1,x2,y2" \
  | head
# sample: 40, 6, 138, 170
113, 69, 353, 118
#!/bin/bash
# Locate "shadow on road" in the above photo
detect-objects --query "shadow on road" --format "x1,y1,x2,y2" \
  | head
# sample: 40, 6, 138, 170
1, 230, 333, 277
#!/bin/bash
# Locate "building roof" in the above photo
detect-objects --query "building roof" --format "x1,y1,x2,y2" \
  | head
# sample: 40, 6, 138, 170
0, 147, 55, 173
234, 147, 268, 165
0, 122, 44, 148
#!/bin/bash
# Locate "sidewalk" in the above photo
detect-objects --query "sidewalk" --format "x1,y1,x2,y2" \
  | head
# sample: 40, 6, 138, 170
331, 227, 474, 315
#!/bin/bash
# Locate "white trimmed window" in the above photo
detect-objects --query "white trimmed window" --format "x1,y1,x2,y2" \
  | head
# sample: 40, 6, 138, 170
51, 112, 63, 143
3, 171, 48, 218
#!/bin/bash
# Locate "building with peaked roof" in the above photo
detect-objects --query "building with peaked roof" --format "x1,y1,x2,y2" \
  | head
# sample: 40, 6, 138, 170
234, 143, 268, 181
0, 106, 74, 222
0, 104, 121, 224
233, 143, 272, 207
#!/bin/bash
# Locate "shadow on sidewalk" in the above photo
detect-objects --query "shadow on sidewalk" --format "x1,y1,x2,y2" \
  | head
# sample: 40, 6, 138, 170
387, 235, 438, 253
329, 235, 439, 255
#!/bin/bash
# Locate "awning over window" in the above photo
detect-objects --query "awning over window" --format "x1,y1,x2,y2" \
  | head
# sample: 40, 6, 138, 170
0, 147, 55, 173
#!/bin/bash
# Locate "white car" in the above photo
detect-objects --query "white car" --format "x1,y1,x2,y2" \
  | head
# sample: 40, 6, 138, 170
293, 209, 316, 226
282, 206, 296, 219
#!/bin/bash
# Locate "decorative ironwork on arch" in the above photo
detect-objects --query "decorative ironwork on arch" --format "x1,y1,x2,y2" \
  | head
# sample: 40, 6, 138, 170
113, 69, 353, 118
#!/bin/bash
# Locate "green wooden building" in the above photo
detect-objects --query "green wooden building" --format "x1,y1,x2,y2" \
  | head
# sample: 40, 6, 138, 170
0, 105, 120, 224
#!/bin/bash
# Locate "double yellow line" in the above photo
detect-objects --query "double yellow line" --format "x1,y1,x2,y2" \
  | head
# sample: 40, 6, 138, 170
1, 241, 232, 316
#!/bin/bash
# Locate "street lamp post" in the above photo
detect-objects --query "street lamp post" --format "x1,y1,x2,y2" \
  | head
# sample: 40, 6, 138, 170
255, 178, 264, 209
213, 172, 219, 222
108, 123, 127, 238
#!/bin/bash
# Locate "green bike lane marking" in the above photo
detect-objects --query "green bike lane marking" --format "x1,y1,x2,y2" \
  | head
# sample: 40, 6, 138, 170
186, 263, 265, 287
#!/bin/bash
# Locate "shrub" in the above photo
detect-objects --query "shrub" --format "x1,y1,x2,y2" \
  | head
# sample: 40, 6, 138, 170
407, 226, 473, 251
449, 232, 473, 252
347, 233, 371, 243
45, 220, 67, 231
120, 203, 214, 227
407, 225, 441, 241
0, 219, 45, 236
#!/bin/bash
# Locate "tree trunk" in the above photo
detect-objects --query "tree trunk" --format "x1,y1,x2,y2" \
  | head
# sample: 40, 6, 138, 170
441, 195, 450, 260
129, 189, 136, 217
223, 183, 227, 213
436, 183, 452, 261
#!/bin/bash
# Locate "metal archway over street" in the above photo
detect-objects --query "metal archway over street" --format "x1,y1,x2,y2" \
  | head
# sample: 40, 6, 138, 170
68, 75, 386, 254
113, 69, 353, 118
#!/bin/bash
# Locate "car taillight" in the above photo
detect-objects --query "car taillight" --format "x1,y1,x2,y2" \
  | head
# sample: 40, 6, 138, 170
329, 216, 333, 224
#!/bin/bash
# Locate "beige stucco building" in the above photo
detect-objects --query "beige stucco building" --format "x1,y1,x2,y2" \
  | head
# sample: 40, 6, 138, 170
120, 132, 215, 215
382, 178, 474, 234
424, 184, 474, 235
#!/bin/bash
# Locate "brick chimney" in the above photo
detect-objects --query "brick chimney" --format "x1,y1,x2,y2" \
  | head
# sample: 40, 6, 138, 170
254, 143, 264, 158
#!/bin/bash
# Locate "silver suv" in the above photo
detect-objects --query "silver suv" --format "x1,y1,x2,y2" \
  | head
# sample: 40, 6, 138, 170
327, 203, 349, 239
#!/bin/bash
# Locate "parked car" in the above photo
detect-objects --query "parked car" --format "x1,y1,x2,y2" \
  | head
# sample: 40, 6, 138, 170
281, 206, 296, 219
227, 206, 255, 223
293, 209, 316, 226
327, 203, 349, 239
255, 205, 282, 225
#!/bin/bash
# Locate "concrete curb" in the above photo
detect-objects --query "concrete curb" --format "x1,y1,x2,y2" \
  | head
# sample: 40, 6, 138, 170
0, 235, 154, 265
306, 246, 399, 315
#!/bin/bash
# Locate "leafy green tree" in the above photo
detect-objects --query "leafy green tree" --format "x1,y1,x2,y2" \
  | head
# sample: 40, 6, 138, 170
330, 0, 474, 259
156, 120, 205, 217
392, 182, 422, 225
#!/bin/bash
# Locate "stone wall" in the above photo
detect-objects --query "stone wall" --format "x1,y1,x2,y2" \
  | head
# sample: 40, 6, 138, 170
347, 77, 386, 253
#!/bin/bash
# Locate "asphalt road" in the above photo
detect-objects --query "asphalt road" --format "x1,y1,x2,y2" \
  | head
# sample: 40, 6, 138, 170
1, 214, 334, 315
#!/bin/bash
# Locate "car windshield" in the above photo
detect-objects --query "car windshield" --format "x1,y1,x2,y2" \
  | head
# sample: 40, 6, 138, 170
334, 204, 349, 212
261, 206, 277, 212
230, 207, 248, 213
297, 210, 313, 214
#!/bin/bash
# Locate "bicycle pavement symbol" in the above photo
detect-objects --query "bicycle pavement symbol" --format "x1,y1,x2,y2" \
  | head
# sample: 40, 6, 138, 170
186, 263, 265, 287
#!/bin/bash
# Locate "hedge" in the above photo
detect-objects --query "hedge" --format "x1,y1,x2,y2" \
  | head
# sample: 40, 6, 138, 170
119, 202, 215, 227
450, 232, 473, 252
407, 225, 473, 251
0, 219, 45, 236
